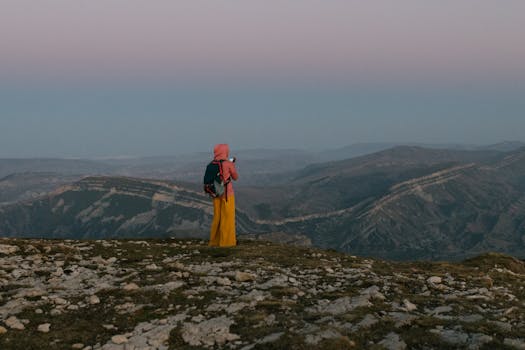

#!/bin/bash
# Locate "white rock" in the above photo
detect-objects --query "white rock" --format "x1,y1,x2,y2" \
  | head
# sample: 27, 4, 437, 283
469, 334, 493, 349
89, 295, 101, 305
235, 271, 256, 282
0, 244, 20, 255
362, 285, 386, 301
145, 263, 161, 271
216, 277, 232, 286
5, 316, 25, 330
111, 335, 128, 344
53, 267, 64, 277
37, 323, 51, 333
378, 332, 407, 350
123, 283, 140, 291
71, 343, 84, 349
504, 338, 525, 350
308, 295, 371, 315
355, 314, 378, 330
50, 308, 62, 316
225, 302, 248, 314
427, 276, 442, 284
429, 305, 453, 315
403, 299, 417, 312
182, 316, 239, 347
54, 297, 68, 305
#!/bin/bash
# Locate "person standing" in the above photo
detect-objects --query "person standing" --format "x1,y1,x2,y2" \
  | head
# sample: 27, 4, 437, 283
207, 144, 238, 247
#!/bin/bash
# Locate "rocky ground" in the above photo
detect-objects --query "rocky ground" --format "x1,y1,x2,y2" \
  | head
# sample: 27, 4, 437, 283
0, 239, 524, 350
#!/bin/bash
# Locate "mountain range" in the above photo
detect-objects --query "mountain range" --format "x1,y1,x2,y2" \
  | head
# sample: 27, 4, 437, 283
0, 144, 525, 261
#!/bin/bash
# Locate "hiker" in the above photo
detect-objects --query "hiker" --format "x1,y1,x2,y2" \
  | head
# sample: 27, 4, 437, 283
204, 144, 239, 247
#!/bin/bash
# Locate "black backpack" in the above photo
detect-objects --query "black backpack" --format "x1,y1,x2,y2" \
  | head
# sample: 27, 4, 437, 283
203, 160, 230, 198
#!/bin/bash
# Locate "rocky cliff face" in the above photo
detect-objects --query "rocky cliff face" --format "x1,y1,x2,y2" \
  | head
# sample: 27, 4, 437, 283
245, 147, 525, 260
0, 239, 524, 350
0, 176, 257, 239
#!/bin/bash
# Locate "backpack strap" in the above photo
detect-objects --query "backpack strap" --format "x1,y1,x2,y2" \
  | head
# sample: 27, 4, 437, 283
216, 160, 231, 201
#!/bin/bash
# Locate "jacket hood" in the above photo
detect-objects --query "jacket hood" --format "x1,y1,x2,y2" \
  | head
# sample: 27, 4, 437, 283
213, 144, 230, 160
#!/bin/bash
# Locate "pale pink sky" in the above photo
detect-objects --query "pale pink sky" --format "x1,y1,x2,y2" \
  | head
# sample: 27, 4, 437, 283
1, 0, 525, 83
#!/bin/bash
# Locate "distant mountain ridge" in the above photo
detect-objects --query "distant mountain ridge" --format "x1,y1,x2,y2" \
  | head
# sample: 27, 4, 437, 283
319, 141, 525, 162
1, 141, 523, 182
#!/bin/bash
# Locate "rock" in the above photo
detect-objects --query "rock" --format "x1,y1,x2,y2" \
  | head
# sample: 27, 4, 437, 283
37, 323, 51, 333
145, 263, 161, 271
305, 329, 342, 345
258, 332, 284, 344
0, 244, 19, 255
429, 305, 453, 315
156, 281, 185, 293
389, 312, 418, 328
308, 294, 371, 315
225, 302, 248, 314
427, 276, 442, 284
71, 343, 84, 349
0, 326, 7, 334
264, 314, 276, 326
54, 297, 68, 305
490, 320, 512, 332
181, 316, 240, 347
355, 314, 378, 330
378, 332, 407, 350
235, 271, 256, 282
458, 314, 484, 323
240, 290, 268, 302
89, 295, 101, 305
15, 288, 47, 299
361, 285, 386, 301
50, 308, 62, 316
111, 335, 128, 344
0, 299, 31, 319
216, 277, 232, 286
402, 299, 417, 312
5, 316, 25, 330
123, 283, 140, 291
437, 329, 469, 345
257, 275, 289, 289
504, 338, 525, 350
469, 334, 493, 350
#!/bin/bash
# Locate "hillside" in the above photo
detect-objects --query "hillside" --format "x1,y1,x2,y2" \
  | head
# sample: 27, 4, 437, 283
0, 238, 524, 350
0, 173, 81, 206
1, 147, 524, 261
237, 146, 504, 219
0, 176, 259, 240
238, 147, 525, 260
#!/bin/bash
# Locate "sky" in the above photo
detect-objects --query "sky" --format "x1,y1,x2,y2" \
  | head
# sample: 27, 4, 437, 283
1, 0, 524, 158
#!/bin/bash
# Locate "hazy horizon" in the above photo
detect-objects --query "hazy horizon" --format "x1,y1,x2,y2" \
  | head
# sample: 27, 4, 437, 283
1, 1, 524, 158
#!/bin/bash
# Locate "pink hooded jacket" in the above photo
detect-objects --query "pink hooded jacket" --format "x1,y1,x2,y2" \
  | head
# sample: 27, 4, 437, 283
213, 144, 238, 197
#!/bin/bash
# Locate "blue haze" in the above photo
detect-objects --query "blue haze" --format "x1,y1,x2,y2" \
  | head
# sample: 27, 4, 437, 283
1, 82, 524, 158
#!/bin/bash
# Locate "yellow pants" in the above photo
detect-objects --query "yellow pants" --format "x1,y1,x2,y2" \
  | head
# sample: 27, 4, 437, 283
209, 195, 237, 247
